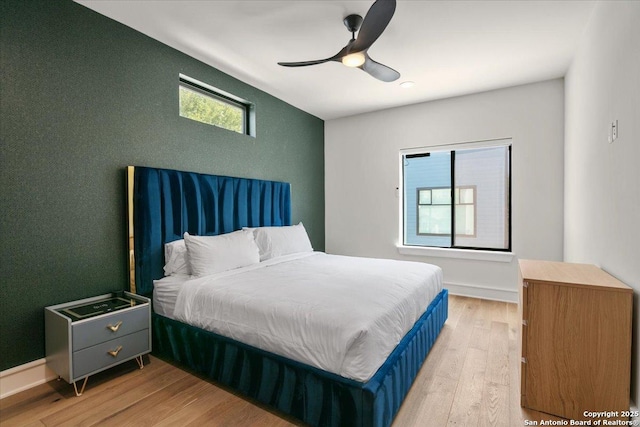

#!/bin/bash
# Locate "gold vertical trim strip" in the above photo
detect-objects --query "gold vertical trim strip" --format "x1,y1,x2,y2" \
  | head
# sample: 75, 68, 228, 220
127, 166, 136, 294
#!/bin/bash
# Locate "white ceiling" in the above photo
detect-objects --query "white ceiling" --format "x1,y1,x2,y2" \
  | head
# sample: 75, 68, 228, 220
76, 0, 596, 120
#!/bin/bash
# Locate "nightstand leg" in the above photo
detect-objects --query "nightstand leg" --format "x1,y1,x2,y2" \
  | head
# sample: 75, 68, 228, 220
73, 377, 88, 396
135, 355, 144, 369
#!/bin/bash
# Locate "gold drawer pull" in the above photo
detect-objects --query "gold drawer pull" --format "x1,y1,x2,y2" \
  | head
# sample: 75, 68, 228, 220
107, 346, 123, 358
107, 321, 123, 332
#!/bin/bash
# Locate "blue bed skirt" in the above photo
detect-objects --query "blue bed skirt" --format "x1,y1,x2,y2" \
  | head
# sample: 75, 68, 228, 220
152, 288, 448, 427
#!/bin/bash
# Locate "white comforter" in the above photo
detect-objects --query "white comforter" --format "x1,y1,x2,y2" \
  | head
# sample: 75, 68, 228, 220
173, 252, 442, 382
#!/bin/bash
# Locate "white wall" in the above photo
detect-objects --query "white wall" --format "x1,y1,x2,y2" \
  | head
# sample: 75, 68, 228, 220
325, 79, 565, 302
564, 1, 640, 409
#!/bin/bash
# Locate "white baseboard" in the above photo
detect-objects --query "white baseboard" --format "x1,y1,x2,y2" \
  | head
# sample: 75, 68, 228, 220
0, 358, 57, 400
445, 281, 518, 303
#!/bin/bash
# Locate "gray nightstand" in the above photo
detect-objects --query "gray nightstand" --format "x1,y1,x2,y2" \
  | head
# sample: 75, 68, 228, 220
45, 291, 151, 396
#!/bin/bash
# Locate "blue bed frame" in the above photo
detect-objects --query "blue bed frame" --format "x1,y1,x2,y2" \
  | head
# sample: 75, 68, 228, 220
127, 166, 448, 427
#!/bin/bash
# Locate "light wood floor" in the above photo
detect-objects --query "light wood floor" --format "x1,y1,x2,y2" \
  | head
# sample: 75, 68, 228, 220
0, 295, 564, 426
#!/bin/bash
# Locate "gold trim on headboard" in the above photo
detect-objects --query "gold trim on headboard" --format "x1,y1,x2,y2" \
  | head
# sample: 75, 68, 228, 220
127, 166, 136, 294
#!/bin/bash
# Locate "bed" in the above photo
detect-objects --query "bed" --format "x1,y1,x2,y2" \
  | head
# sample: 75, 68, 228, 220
127, 165, 448, 427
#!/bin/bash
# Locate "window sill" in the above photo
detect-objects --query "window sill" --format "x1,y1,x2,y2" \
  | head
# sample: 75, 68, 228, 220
397, 245, 515, 263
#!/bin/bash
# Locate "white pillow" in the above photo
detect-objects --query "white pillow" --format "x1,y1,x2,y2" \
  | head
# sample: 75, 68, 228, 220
163, 239, 190, 276
253, 223, 313, 261
183, 230, 260, 277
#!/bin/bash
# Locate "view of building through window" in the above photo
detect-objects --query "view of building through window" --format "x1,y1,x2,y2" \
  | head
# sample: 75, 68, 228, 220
417, 186, 476, 237
402, 141, 511, 251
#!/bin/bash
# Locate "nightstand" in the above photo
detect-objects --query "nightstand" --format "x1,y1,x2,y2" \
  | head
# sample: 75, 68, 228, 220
45, 291, 151, 396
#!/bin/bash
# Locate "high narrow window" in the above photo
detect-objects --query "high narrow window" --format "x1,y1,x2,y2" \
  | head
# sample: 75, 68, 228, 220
179, 74, 254, 136
402, 140, 511, 251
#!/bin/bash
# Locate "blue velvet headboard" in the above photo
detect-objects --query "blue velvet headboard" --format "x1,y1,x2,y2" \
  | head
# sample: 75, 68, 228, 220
127, 166, 292, 296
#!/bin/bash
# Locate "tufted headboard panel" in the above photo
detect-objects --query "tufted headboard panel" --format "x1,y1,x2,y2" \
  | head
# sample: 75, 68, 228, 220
127, 166, 291, 296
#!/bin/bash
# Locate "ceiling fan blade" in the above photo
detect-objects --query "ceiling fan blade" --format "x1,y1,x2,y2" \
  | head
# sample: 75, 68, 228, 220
360, 54, 400, 82
278, 45, 350, 67
277, 58, 333, 67
351, 0, 396, 53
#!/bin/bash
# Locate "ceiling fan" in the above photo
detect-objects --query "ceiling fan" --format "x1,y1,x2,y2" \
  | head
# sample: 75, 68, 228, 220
277, 0, 400, 82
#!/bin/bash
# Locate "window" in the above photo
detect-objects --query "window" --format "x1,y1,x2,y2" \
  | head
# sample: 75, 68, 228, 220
417, 186, 476, 237
179, 74, 254, 136
402, 140, 511, 251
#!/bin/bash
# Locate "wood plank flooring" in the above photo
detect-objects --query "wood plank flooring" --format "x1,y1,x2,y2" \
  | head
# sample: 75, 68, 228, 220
0, 295, 564, 426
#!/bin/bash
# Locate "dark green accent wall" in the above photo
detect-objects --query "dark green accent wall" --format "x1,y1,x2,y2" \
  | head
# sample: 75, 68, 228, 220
0, 0, 324, 371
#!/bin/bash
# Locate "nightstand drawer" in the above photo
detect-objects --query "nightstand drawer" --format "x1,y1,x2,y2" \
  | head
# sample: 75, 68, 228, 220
73, 306, 148, 351
73, 329, 149, 378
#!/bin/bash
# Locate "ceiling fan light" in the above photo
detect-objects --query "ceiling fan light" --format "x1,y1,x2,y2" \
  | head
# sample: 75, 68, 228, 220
342, 52, 366, 67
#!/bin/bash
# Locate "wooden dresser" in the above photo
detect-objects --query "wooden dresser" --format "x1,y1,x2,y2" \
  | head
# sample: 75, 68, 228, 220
519, 259, 632, 421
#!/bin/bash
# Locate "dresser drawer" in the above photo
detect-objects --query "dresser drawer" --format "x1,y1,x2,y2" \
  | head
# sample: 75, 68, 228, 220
73, 305, 148, 351
73, 329, 149, 378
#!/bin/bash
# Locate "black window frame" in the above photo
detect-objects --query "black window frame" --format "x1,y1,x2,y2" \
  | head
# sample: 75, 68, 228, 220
402, 144, 512, 252
178, 75, 255, 137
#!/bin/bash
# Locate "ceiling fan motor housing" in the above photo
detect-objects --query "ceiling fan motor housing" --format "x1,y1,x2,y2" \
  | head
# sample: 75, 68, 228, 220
344, 14, 364, 35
